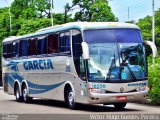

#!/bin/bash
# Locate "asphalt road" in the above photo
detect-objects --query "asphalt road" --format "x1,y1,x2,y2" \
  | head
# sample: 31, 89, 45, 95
0, 87, 160, 114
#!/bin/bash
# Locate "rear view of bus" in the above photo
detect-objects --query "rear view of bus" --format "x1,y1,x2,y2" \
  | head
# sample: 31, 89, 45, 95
79, 23, 157, 110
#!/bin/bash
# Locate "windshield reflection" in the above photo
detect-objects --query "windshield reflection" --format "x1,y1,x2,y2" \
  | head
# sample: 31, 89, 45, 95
84, 29, 147, 82
119, 44, 146, 80
88, 44, 119, 80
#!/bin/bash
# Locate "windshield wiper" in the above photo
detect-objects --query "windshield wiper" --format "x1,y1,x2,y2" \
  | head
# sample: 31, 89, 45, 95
120, 62, 137, 81
120, 53, 137, 81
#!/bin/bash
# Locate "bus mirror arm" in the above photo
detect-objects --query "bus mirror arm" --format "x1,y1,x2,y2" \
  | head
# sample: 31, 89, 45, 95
81, 42, 89, 59
144, 41, 158, 58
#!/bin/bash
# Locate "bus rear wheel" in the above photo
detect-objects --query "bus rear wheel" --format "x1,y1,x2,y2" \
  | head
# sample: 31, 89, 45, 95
15, 84, 22, 102
22, 84, 32, 103
114, 103, 127, 110
66, 88, 76, 109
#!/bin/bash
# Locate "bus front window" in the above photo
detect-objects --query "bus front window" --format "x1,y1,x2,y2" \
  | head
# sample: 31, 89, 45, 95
84, 29, 147, 82
88, 44, 120, 80
119, 43, 147, 80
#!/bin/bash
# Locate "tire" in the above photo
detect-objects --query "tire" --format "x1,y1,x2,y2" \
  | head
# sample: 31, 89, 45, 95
66, 88, 76, 109
15, 85, 22, 102
22, 84, 32, 103
114, 102, 127, 110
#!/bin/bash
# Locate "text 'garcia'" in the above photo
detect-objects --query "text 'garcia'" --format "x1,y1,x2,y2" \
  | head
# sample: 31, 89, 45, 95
23, 59, 54, 70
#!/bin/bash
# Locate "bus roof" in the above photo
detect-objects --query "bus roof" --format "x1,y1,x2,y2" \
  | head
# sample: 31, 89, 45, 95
3, 22, 140, 43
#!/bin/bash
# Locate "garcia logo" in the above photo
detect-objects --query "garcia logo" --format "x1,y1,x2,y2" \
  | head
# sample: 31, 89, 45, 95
23, 59, 54, 70
128, 82, 147, 86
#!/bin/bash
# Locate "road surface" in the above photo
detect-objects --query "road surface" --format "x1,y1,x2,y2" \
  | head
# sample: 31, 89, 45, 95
0, 87, 160, 120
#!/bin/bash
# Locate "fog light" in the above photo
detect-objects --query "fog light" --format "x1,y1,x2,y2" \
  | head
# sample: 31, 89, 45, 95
136, 86, 148, 92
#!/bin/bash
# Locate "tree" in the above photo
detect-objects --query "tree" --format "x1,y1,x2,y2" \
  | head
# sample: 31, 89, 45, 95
137, 9, 160, 105
18, 18, 51, 35
11, 0, 51, 19
137, 8, 160, 53
53, 13, 74, 25
69, 0, 117, 22
32, 0, 51, 18
0, 7, 10, 39
137, 16, 152, 41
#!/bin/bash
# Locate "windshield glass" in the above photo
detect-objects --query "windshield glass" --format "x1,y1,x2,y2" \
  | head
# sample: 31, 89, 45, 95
84, 29, 147, 82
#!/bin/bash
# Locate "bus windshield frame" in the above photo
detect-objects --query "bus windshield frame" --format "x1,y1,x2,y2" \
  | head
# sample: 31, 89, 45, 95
83, 28, 147, 83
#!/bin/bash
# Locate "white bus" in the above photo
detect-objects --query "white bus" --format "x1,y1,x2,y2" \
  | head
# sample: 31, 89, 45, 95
2, 22, 157, 110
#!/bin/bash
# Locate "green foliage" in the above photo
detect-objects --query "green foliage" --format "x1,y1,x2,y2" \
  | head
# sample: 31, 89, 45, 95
18, 18, 51, 35
148, 57, 160, 105
137, 16, 152, 41
0, 7, 10, 54
138, 9, 160, 105
138, 8, 160, 47
11, 0, 51, 19
70, 0, 117, 22
90, 0, 117, 22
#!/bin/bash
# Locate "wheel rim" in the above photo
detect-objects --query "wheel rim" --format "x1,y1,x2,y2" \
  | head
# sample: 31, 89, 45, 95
68, 91, 74, 106
23, 87, 28, 101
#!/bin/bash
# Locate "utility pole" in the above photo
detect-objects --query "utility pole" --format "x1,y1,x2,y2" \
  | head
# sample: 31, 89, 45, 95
5, 0, 12, 33
152, 0, 155, 44
128, 7, 130, 20
152, 0, 155, 64
64, 6, 68, 23
50, 0, 54, 26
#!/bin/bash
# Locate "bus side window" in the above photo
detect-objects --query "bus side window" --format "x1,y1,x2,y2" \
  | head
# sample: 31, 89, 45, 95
72, 29, 85, 79
48, 34, 58, 54
19, 40, 28, 57
6, 43, 12, 58
29, 38, 37, 56
12, 41, 19, 58
37, 36, 47, 55
3, 44, 7, 59
59, 32, 71, 54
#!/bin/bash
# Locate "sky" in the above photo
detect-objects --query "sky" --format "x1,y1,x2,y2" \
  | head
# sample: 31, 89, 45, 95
0, 0, 160, 22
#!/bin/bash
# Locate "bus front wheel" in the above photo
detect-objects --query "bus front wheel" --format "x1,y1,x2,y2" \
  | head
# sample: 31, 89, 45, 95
114, 102, 127, 110
66, 88, 76, 109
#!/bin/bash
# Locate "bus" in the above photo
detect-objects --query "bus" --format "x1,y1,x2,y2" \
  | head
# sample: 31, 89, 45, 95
2, 22, 157, 110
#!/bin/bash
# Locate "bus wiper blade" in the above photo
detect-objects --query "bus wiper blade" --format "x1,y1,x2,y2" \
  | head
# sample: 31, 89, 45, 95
121, 63, 137, 82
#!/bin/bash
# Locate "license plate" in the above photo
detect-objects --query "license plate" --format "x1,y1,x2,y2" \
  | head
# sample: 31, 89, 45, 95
116, 96, 127, 101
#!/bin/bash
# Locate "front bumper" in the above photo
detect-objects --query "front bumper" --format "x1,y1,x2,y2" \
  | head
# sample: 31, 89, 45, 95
88, 90, 148, 104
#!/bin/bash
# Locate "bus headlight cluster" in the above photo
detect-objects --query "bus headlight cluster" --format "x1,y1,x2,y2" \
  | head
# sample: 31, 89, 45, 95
136, 86, 149, 92
89, 88, 105, 93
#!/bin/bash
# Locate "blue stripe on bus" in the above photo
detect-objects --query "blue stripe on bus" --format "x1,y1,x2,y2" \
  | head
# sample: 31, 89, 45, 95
4, 73, 15, 88
5, 60, 65, 94
28, 81, 65, 94
5, 72, 65, 94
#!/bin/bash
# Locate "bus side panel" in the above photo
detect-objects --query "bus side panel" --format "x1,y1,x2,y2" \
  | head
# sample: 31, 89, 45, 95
40, 57, 74, 101
2, 59, 15, 95
74, 78, 88, 104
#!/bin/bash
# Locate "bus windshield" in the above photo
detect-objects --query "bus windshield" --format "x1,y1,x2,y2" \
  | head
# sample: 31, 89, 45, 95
83, 29, 147, 82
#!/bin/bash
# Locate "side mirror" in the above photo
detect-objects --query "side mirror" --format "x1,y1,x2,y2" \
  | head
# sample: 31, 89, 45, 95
81, 42, 89, 59
144, 41, 158, 58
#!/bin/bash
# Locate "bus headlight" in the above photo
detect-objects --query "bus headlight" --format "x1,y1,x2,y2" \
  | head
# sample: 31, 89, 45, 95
136, 86, 149, 92
89, 88, 105, 93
